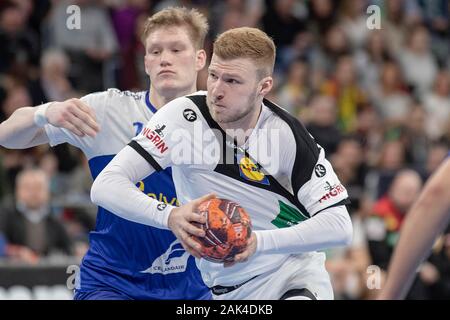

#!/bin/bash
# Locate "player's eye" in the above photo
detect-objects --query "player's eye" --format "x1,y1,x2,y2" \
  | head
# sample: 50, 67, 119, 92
209, 72, 218, 80
226, 79, 240, 84
151, 50, 160, 55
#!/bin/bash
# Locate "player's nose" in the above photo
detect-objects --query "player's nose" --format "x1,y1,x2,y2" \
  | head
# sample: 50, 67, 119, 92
210, 80, 224, 101
159, 51, 172, 66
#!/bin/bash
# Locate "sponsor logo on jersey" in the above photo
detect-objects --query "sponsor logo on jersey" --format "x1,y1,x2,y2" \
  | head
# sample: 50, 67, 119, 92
183, 109, 197, 122
157, 203, 167, 211
237, 154, 269, 185
136, 181, 180, 206
271, 201, 309, 228
141, 127, 168, 154
140, 240, 189, 275
319, 182, 346, 203
314, 164, 326, 177
154, 124, 166, 137
110, 88, 142, 100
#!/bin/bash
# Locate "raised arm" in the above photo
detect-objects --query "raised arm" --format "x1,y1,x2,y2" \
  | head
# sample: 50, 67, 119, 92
0, 99, 99, 149
379, 158, 450, 299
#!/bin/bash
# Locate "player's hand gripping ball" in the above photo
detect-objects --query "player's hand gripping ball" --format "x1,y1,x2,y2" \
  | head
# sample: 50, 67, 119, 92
192, 198, 252, 263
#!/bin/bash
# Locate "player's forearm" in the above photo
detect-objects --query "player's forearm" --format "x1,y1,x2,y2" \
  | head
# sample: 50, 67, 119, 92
381, 161, 450, 299
90, 146, 174, 229
0, 107, 45, 149
380, 204, 449, 299
255, 206, 353, 255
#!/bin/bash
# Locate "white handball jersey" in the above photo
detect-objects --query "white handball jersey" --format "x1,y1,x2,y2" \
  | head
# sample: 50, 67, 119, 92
45, 88, 154, 160
130, 91, 350, 287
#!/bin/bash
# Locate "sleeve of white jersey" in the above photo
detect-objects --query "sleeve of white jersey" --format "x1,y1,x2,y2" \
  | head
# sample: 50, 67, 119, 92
253, 119, 353, 255
281, 124, 350, 217
44, 91, 108, 149
296, 148, 349, 216
128, 96, 196, 171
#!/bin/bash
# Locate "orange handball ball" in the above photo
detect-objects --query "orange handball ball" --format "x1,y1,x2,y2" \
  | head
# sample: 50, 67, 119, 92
192, 198, 252, 263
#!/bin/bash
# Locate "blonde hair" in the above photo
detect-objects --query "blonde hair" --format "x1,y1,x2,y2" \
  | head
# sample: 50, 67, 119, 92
213, 27, 276, 78
141, 7, 208, 50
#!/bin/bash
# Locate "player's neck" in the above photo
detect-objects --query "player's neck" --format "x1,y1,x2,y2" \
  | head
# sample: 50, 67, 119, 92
149, 85, 197, 109
219, 104, 262, 146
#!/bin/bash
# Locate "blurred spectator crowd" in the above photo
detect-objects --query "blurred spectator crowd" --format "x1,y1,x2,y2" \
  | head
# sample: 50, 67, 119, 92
0, 0, 450, 299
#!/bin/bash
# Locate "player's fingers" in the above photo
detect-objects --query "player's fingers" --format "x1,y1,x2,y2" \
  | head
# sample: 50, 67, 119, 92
234, 233, 256, 263
184, 234, 204, 254
192, 193, 216, 209
178, 238, 202, 259
177, 230, 193, 249
71, 99, 97, 121
233, 251, 249, 263
184, 222, 205, 237
247, 233, 256, 246
187, 238, 205, 259
178, 229, 200, 250
189, 211, 206, 224
61, 121, 85, 137
187, 246, 202, 259
69, 104, 100, 134
179, 232, 203, 258
66, 113, 98, 137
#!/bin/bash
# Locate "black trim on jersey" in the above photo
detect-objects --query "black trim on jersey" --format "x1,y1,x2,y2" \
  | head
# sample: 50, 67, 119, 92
314, 198, 351, 215
214, 158, 310, 217
262, 99, 351, 217
210, 275, 259, 296
261, 99, 321, 196
187, 95, 230, 163
186, 95, 220, 130
280, 288, 317, 300
128, 140, 163, 172
186, 95, 311, 218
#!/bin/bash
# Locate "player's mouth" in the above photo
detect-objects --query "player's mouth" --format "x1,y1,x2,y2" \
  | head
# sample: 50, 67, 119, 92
211, 101, 226, 109
158, 70, 176, 76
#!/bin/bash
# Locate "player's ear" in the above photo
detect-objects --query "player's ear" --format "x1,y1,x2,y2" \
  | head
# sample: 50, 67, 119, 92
196, 49, 207, 71
144, 53, 150, 76
258, 76, 273, 97
143, 39, 151, 76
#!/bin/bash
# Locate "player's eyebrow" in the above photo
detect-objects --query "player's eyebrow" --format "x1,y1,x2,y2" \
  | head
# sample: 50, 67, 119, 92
208, 68, 244, 80
148, 40, 187, 48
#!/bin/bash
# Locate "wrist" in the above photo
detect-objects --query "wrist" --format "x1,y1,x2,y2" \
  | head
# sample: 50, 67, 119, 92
157, 202, 176, 229
254, 230, 263, 254
253, 229, 280, 254
33, 102, 53, 127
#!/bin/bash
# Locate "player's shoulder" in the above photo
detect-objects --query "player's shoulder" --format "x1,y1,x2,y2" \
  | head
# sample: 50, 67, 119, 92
167, 90, 206, 109
157, 90, 206, 119
103, 88, 146, 103
262, 99, 321, 166
81, 89, 147, 120
184, 90, 207, 105
82, 88, 145, 103
262, 99, 310, 141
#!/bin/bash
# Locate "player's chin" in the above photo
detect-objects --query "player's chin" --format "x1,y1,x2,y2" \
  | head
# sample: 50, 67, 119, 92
211, 111, 233, 124
157, 80, 181, 91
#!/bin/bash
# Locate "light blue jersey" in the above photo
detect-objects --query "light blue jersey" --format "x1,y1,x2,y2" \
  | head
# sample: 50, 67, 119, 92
45, 89, 210, 299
